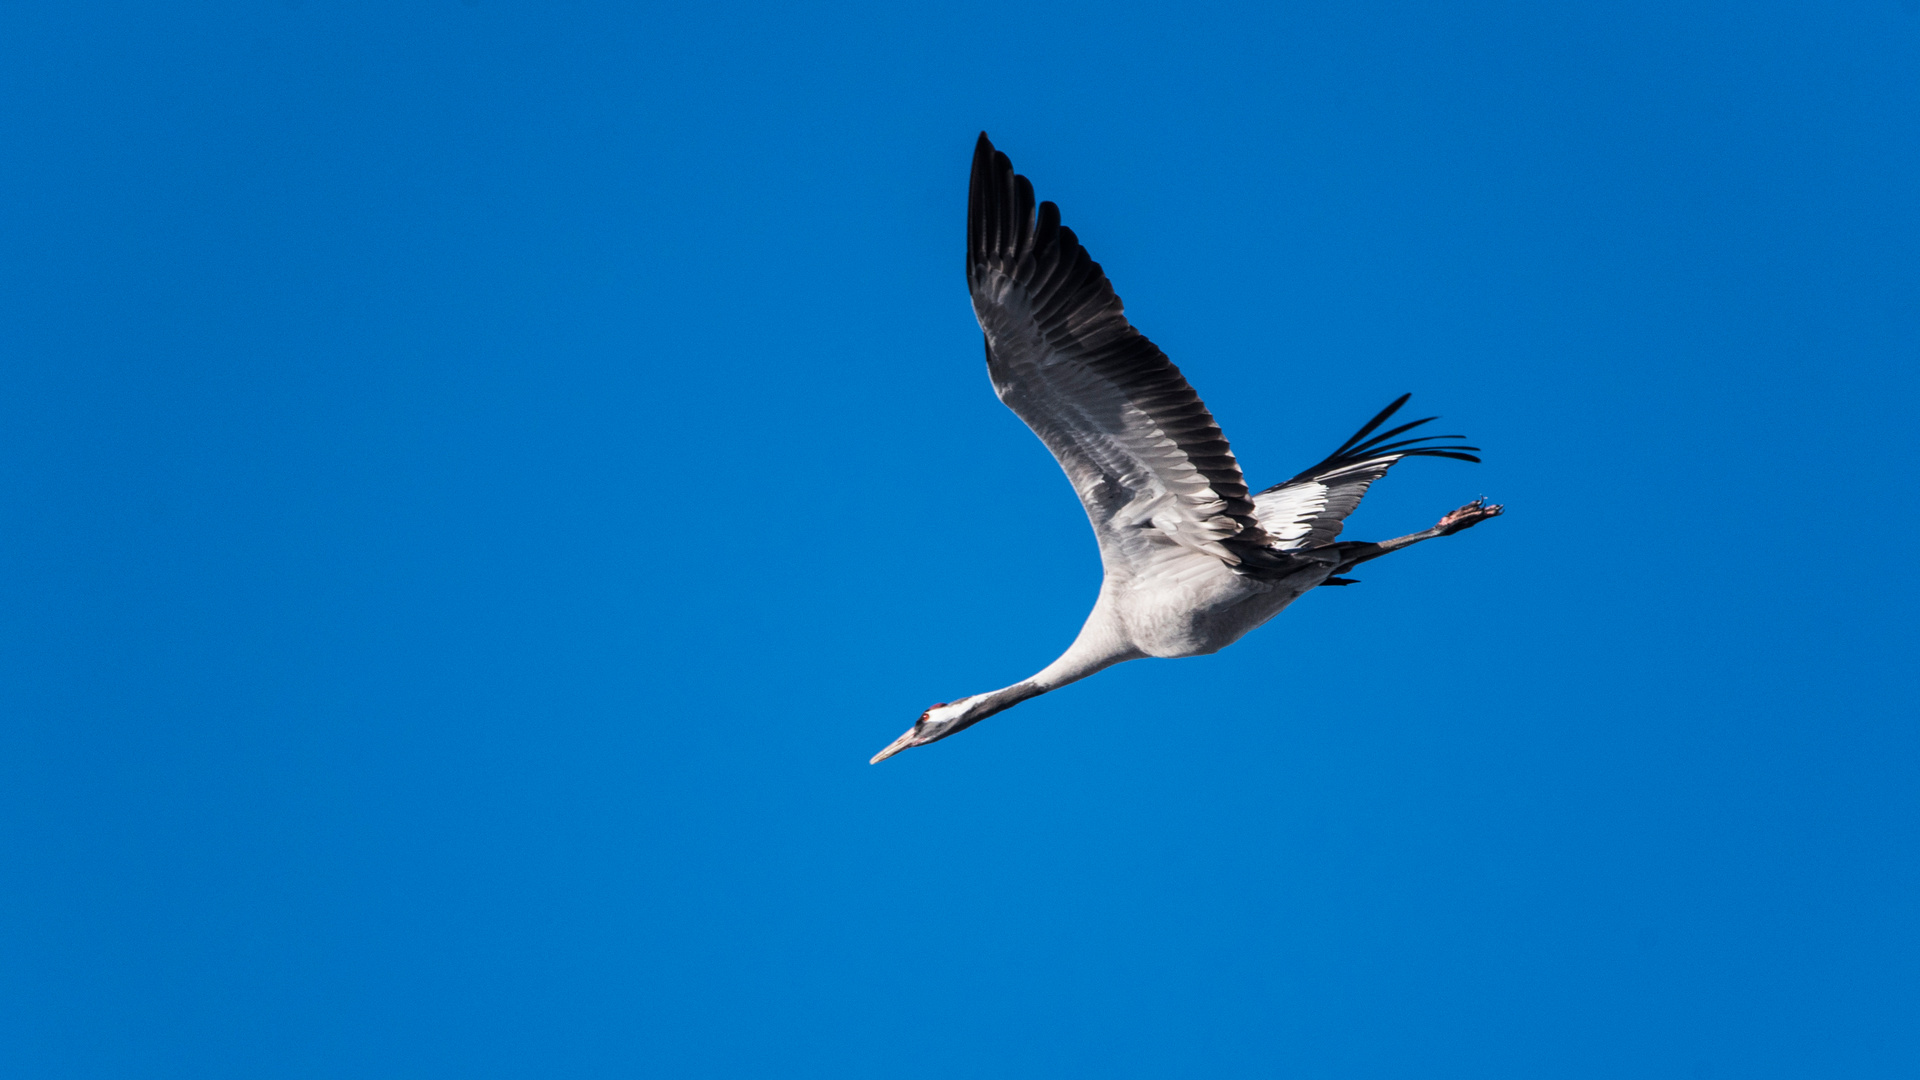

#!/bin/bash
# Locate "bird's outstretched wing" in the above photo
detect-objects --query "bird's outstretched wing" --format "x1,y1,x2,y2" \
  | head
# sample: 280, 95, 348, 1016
967, 133, 1286, 579
1252, 394, 1481, 551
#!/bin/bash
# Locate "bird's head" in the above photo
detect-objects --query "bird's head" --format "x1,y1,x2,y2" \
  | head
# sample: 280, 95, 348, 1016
869, 696, 987, 764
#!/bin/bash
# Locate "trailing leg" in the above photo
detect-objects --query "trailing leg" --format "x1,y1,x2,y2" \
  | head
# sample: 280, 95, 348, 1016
1328, 498, 1504, 574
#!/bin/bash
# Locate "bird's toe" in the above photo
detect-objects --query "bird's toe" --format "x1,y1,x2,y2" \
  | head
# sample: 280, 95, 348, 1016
1435, 500, 1504, 535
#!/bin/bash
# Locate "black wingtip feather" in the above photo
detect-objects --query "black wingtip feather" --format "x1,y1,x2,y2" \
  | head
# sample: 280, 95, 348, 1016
1331, 393, 1414, 456
1012, 175, 1036, 256
1352, 416, 1439, 452
1265, 395, 1486, 491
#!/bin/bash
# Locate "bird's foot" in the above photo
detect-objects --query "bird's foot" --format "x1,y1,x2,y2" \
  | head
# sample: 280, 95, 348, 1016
1434, 498, 1504, 536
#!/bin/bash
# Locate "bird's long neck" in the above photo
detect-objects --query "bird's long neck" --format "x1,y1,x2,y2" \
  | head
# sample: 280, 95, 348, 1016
1031, 592, 1141, 689
976, 589, 1142, 717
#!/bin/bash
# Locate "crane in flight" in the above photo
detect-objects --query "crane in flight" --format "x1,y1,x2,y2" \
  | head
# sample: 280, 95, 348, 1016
872, 133, 1503, 764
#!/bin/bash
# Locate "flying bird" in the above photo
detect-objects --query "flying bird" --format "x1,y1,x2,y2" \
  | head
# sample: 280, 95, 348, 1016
871, 133, 1503, 764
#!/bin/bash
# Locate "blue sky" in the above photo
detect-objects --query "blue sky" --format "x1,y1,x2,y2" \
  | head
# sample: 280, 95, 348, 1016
3, 2, 1917, 1077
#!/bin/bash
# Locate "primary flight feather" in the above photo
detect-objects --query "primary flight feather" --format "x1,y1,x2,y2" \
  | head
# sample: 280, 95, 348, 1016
871, 133, 1503, 764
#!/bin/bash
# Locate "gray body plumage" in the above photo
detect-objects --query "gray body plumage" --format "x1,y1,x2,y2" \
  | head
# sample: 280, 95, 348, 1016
870, 134, 1502, 764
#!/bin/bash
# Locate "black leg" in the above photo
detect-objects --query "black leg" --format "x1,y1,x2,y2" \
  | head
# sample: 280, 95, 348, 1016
1328, 499, 1504, 573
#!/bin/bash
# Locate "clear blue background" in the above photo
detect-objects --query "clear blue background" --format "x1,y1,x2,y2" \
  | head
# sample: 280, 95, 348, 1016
3, 2, 1916, 1077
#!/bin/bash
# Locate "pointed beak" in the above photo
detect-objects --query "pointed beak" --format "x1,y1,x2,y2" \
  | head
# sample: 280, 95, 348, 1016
869, 727, 919, 764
